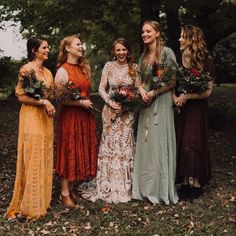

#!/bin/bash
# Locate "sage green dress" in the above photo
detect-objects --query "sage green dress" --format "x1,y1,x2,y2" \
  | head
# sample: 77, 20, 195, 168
132, 47, 179, 205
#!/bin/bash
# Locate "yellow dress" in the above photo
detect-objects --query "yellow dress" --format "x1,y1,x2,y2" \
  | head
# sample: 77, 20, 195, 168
4, 63, 54, 219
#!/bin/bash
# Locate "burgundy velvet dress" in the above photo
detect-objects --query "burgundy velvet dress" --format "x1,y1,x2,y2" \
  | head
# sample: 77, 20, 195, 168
175, 59, 216, 186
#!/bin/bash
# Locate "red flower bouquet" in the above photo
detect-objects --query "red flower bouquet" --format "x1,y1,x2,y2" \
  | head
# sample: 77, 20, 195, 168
175, 66, 213, 94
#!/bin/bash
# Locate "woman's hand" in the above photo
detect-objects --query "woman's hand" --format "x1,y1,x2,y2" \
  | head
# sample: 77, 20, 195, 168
175, 93, 188, 107
81, 99, 93, 109
42, 99, 56, 118
139, 87, 149, 103
110, 102, 122, 114
146, 90, 157, 101
172, 93, 178, 106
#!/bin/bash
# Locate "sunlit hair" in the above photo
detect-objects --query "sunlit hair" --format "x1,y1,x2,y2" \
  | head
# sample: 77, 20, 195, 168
57, 35, 91, 79
141, 21, 164, 69
111, 37, 137, 81
27, 36, 46, 61
181, 25, 212, 69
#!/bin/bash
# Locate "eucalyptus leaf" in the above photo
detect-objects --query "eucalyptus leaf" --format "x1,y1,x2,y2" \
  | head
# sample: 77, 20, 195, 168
25, 87, 34, 93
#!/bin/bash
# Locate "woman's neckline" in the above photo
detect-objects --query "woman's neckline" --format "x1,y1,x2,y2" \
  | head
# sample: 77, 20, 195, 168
114, 61, 128, 67
66, 62, 79, 66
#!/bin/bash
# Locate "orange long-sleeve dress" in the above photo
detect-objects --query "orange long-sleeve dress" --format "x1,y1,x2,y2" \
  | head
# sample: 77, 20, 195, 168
5, 64, 54, 220
55, 63, 98, 182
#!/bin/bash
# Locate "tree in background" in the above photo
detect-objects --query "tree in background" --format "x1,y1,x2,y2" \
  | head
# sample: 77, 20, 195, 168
0, 0, 235, 90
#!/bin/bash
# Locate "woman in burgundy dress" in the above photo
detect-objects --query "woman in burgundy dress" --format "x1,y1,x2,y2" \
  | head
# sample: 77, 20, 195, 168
55, 35, 98, 208
173, 25, 216, 199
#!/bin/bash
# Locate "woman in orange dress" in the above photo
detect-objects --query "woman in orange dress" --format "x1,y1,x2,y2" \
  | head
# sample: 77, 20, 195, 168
55, 35, 98, 208
5, 37, 55, 220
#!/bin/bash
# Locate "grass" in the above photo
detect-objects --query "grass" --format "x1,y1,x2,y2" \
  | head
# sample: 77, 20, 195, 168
0, 86, 235, 235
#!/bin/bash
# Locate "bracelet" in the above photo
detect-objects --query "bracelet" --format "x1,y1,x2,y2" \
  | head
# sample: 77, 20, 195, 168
81, 100, 83, 105
41, 99, 44, 106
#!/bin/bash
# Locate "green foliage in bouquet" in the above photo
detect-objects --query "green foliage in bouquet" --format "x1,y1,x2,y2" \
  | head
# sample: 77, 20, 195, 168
139, 60, 177, 92
20, 70, 45, 99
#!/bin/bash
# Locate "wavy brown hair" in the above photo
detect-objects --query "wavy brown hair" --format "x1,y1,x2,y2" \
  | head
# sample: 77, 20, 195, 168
181, 25, 212, 69
111, 37, 137, 81
27, 36, 46, 61
141, 21, 164, 69
57, 35, 91, 79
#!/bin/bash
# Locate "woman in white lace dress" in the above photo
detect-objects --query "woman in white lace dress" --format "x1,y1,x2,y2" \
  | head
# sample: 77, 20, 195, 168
95, 38, 139, 203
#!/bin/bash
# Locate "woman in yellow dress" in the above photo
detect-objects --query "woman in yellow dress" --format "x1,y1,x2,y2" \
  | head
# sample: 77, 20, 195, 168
4, 37, 55, 220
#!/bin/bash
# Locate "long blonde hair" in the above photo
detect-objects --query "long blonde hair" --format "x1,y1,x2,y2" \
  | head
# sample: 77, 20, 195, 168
181, 25, 212, 69
57, 35, 91, 79
141, 20, 164, 69
111, 37, 137, 81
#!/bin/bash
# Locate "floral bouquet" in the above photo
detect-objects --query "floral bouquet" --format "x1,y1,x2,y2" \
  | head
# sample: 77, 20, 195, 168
110, 85, 140, 112
175, 67, 213, 94
53, 81, 82, 104
109, 85, 141, 121
54, 81, 100, 113
139, 62, 176, 92
20, 70, 46, 99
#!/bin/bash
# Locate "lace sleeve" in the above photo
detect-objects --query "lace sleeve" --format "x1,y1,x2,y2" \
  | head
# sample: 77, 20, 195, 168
164, 47, 177, 69
99, 62, 113, 105
133, 63, 141, 87
15, 66, 27, 96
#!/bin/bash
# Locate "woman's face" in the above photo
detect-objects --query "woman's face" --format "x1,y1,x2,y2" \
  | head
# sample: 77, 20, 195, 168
141, 24, 159, 44
114, 43, 128, 65
34, 40, 49, 61
66, 38, 84, 58
179, 30, 187, 51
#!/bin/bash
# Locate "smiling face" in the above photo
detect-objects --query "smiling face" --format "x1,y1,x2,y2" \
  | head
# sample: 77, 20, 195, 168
66, 37, 84, 58
114, 43, 128, 65
34, 40, 49, 61
141, 23, 160, 45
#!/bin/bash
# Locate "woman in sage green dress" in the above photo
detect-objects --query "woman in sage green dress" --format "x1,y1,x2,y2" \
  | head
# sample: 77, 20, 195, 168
132, 20, 179, 205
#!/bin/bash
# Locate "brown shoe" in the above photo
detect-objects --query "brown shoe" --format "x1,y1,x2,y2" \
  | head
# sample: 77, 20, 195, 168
70, 190, 83, 203
59, 194, 76, 208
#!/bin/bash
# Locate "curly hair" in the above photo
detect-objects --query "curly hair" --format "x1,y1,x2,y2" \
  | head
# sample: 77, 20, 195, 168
111, 37, 137, 81
181, 25, 212, 69
141, 21, 164, 69
57, 35, 91, 79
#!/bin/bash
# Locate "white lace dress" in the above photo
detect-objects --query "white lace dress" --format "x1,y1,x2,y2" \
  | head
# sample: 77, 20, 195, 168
81, 61, 138, 203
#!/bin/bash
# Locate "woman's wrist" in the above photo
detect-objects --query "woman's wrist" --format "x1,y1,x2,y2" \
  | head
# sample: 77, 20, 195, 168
41, 99, 45, 106
153, 89, 158, 97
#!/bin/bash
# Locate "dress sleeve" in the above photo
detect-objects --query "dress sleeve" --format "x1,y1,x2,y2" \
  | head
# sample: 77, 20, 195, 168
15, 66, 27, 97
99, 62, 113, 105
164, 47, 177, 69
133, 63, 141, 87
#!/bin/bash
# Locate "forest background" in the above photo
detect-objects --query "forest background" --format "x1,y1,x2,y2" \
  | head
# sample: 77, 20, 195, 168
0, 0, 236, 94
0, 1, 235, 235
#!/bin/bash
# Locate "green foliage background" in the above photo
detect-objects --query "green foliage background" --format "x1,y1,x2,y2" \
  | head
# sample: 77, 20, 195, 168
0, 0, 236, 93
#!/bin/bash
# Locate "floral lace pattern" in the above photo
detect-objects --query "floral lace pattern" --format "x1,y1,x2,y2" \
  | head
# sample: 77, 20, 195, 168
81, 61, 138, 203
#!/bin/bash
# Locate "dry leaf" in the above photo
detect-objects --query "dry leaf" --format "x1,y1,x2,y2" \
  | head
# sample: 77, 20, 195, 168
40, 229, 50, 235
84, 223, 92, 230
229, 196, 235, 202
